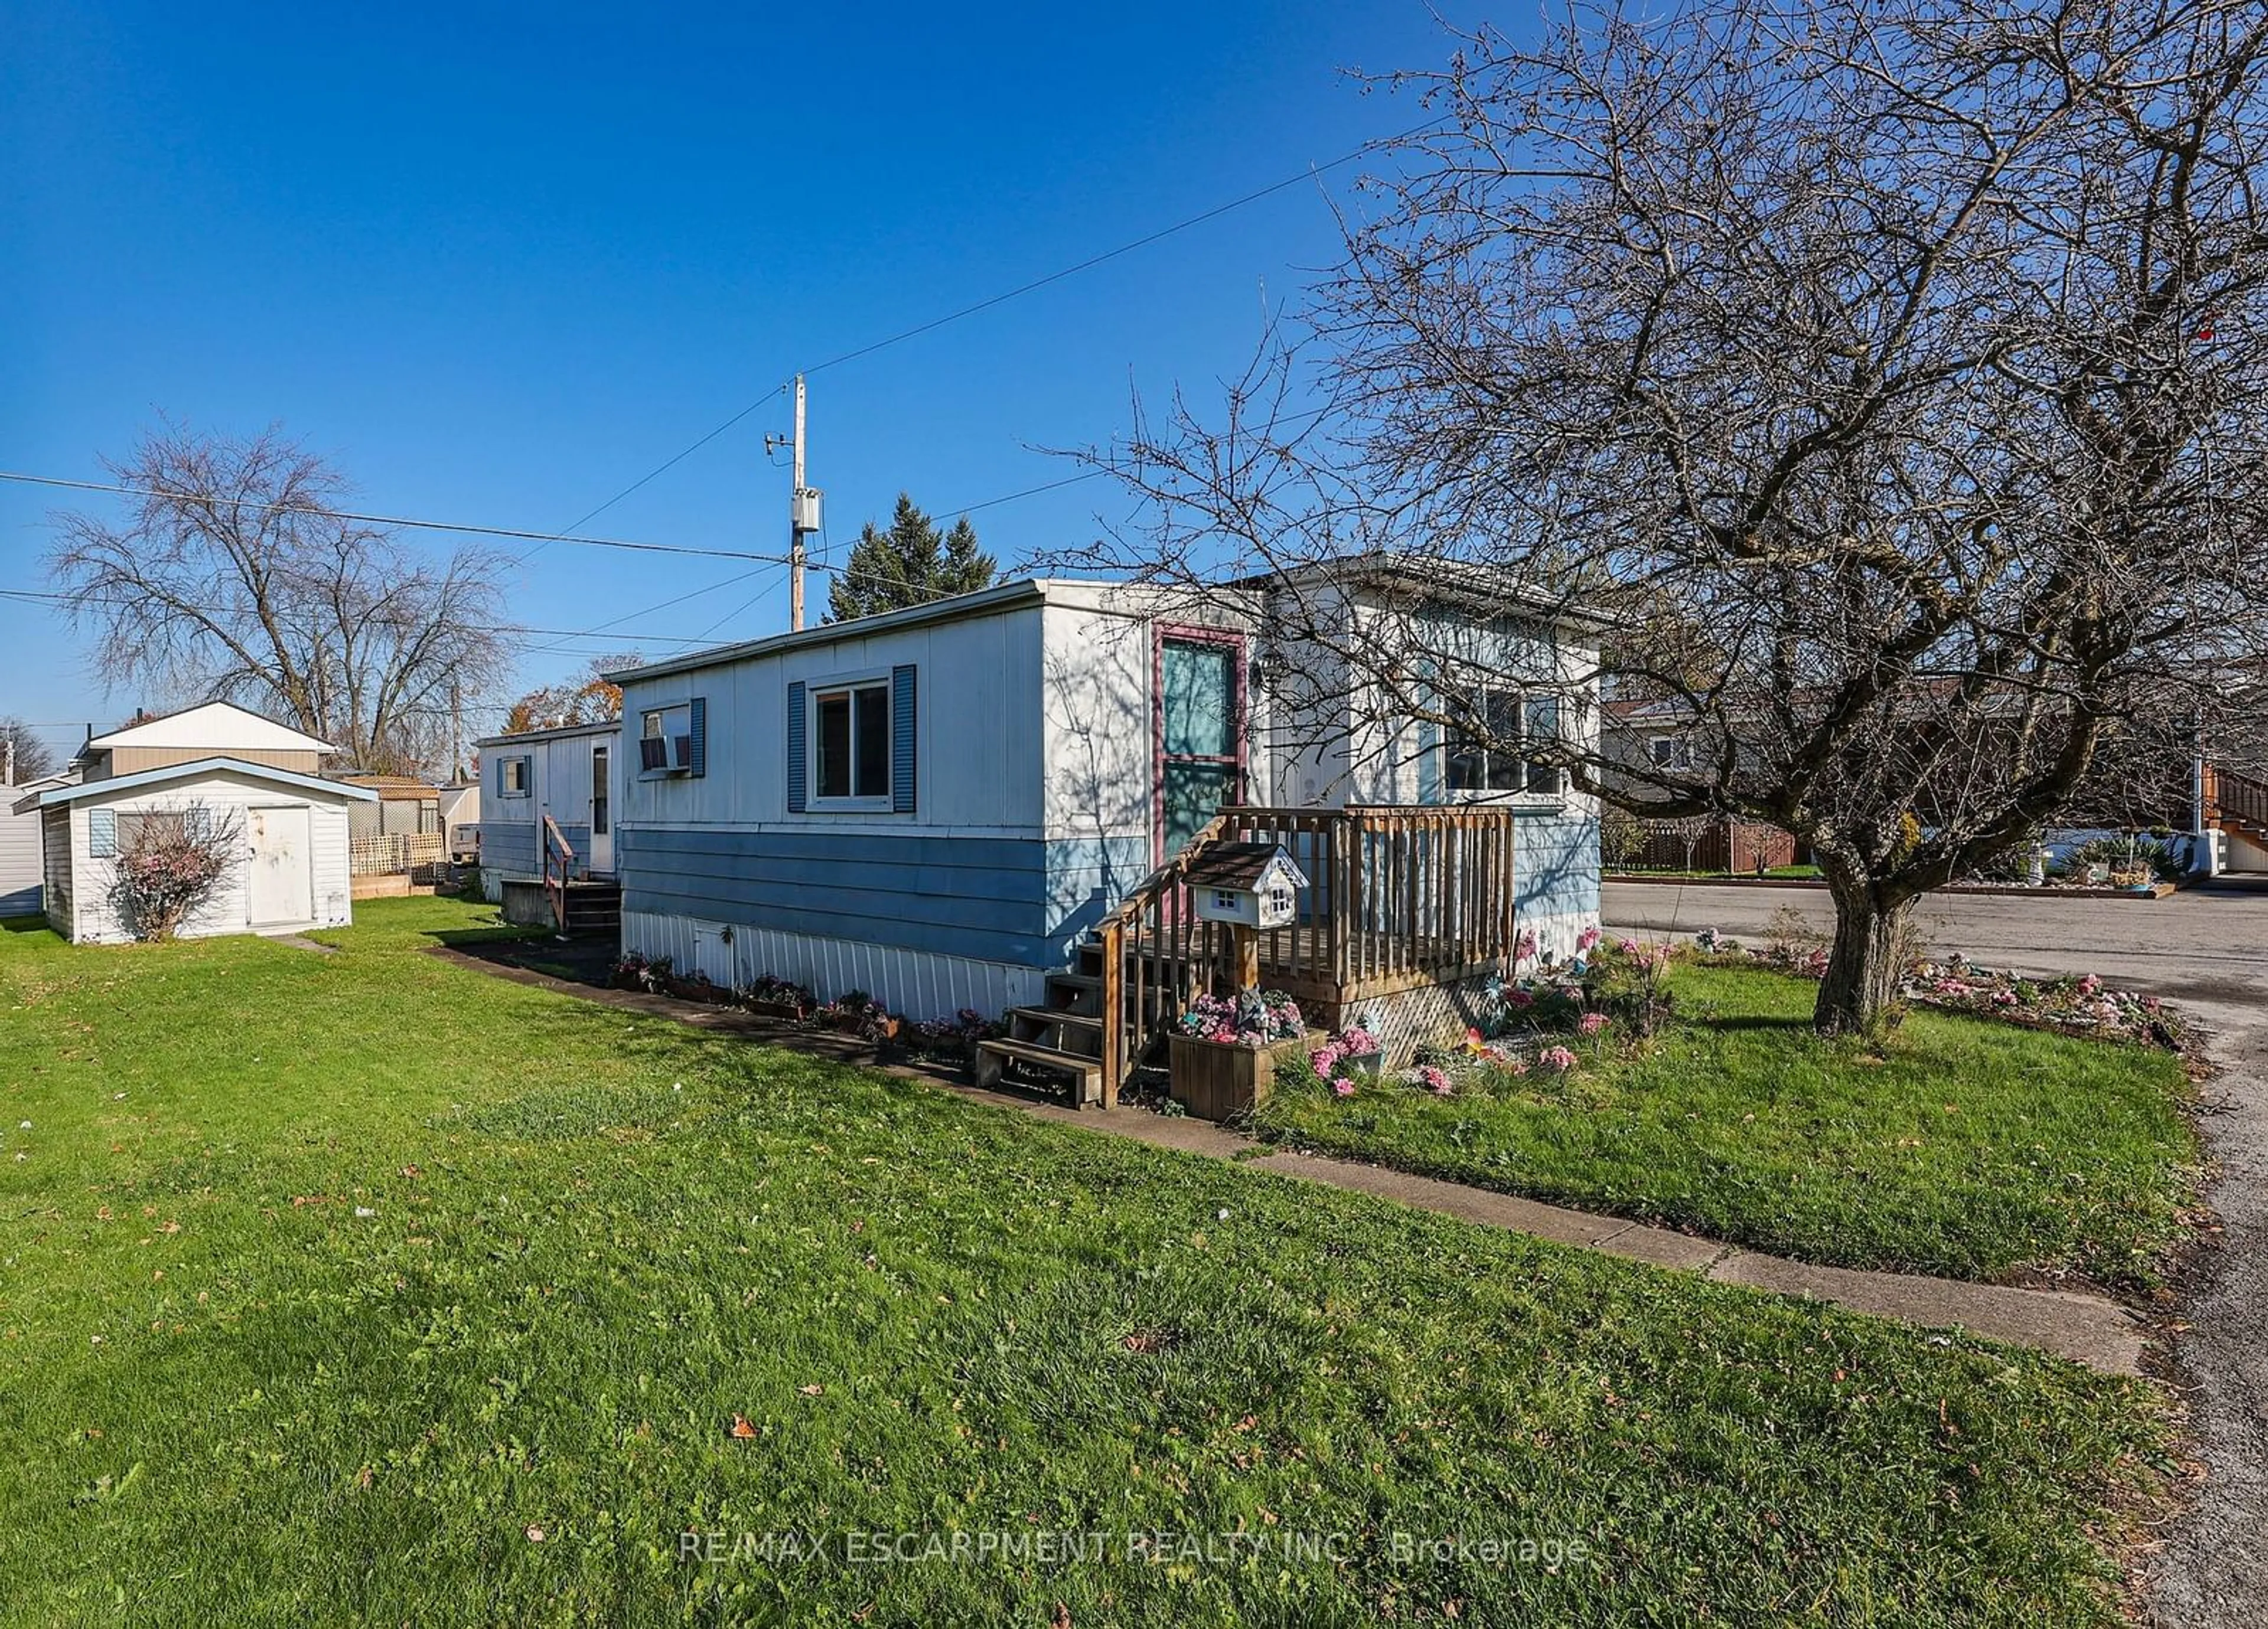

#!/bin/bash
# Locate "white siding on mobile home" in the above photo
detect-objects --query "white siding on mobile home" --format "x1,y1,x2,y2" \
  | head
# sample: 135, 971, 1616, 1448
471, 721, 623, 897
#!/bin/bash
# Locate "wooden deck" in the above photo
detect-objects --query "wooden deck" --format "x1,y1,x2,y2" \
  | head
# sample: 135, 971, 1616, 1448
1100, 804, 1526, 1098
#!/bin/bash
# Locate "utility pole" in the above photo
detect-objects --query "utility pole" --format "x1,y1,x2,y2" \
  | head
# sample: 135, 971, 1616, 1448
768, 375, 823, 632
791, 376, 823, 631
790, 376, 808, 630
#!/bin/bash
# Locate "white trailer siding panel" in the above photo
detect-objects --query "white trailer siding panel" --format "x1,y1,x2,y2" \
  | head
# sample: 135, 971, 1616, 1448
0, 797, 41, 917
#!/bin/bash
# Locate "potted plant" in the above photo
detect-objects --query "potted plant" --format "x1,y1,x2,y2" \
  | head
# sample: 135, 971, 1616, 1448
1166, 989, 1308, 1122
740, 974, 816, 1022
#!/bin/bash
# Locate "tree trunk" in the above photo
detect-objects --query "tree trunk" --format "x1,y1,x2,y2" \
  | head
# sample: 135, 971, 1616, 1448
1814, 884, 1914, 1038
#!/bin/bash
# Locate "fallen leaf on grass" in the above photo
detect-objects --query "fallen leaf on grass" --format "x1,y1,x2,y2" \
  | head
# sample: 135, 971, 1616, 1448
797, 1384, 825, 1397
729, 1414, 758, 1438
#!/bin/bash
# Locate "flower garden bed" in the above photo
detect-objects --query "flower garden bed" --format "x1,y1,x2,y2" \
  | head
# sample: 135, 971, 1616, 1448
1688, 930, 2195, 1057
607, 954, 1002, 1066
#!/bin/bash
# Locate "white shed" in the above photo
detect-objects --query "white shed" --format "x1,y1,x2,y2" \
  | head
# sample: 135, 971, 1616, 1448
8, 701, 376, 944
15, 760, 373, 943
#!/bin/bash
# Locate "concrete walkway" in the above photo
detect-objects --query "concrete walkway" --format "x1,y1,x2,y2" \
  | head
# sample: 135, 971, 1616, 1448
435, 943, 2148, 1377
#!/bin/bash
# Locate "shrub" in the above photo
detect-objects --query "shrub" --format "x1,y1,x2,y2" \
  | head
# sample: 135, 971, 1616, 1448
108, 803, 241, 941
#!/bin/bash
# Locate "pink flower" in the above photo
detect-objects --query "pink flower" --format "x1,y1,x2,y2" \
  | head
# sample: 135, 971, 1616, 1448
1577, 1012, 1608, 1037
1312, 1042, 1345, 1076
1515, 930, 1539, 961
1617, 937, 1641, 955
1576, 926, 1601, 953
1331, 1077, 1357, 1097
1420, 1066, 1454, 1096
1538, 1045, 1579, 1073
2077, 973, 2103, 995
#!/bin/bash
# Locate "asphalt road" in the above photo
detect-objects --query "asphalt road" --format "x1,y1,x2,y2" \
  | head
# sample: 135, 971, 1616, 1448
1604, 878, 2268, 1628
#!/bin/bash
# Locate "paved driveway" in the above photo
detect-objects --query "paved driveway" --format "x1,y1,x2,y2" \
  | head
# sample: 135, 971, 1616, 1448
1605, 878, 2268, 1628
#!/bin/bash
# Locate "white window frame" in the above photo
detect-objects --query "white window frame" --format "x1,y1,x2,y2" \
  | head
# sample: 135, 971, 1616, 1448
639, 703, 693, 780
500, 755, 532, 797
1649, 734, 1695, 771
805, 668, 895, 812
1441, 684, 1569, 800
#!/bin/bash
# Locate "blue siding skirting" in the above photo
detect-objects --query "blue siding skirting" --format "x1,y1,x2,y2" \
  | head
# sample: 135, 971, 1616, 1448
620, 827, 1133, 968
0, 884, 40, 917
480, 821, 539, 879
1514, 810, 1601, 921
477, 820, 592, 879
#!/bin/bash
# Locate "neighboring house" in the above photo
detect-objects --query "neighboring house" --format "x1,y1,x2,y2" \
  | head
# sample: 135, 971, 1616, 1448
0, 770, 73, 917
9, 701, 373, 943
1599, 689, 2260, 876
468, 719, 622, 900
604, 568, 1605, 1092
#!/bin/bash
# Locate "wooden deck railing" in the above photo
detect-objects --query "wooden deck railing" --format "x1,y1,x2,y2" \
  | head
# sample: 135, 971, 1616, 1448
2208, 763, 2268, 834
1094, 804, 1523, 1104
540, 814, 578, 933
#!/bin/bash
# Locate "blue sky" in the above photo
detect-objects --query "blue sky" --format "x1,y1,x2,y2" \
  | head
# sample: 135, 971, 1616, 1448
0, 0, 1477, 761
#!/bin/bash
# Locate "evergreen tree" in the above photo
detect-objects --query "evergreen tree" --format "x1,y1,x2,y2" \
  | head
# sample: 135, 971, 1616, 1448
826, 494, 997, 623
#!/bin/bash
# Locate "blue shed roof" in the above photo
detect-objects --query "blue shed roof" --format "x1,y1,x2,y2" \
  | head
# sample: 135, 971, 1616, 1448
19, 757, 380, 812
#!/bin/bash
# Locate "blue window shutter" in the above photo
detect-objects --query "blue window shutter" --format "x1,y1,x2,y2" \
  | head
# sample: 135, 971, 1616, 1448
89, 809, 117, 858
786, 682, 807, 813
891, 664, 917, 814
1416, 664, 1442, 805
688, 696, 707, 778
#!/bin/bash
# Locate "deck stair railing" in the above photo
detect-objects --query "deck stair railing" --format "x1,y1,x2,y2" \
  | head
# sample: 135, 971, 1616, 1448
540, 814, 579, 933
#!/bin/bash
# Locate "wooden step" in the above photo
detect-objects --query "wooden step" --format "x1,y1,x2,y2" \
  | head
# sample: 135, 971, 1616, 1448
1041, 972, 1104, 1016
1006, 1006, 1104, 1057
974, 1038, 1103, 1106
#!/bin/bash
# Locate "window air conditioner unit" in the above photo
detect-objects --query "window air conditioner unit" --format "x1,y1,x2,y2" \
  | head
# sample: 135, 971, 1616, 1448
640, 736, 669, 772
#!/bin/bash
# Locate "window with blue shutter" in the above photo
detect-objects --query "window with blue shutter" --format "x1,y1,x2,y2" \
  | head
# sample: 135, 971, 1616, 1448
89, 809, 116, 857
786, 681, 807, 812
891, 665, 917, 813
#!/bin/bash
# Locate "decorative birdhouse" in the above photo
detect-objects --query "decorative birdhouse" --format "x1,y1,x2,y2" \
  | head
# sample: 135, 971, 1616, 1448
1187, 842, 1307, 930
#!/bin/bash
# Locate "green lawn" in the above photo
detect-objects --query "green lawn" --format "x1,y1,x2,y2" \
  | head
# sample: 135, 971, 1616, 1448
1259, 962, 2200, 1288
0, 901, 2175, 1625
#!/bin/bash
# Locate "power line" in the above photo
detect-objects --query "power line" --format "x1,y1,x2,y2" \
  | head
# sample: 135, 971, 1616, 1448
0, 471, 775, 562
0, 586, 716, 648
510, 116, 1435, 561
792, 120, 1435, 380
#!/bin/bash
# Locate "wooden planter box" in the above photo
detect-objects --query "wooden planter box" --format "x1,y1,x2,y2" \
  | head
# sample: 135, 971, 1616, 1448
1168, 1033, 1311, 1123
665, 976, 731, 1005
743, 999, 811, 1022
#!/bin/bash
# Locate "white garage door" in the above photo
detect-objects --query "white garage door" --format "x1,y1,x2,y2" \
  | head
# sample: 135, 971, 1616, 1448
246, 806, 314, 927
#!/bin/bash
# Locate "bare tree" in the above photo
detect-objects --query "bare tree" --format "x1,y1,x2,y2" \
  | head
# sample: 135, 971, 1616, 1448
1068, 0, 2268, 1034
0, 718, 57, 785
48, 424, 515, 775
